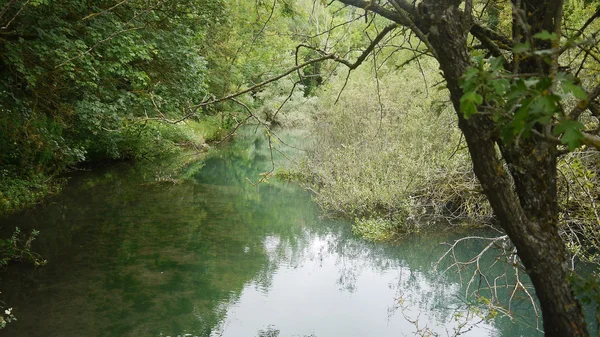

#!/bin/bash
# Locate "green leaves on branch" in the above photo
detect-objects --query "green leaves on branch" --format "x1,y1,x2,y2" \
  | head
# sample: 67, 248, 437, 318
459, 91, 483, 119
459, 56, 588, 151
0, 0, 223, 178
532, 31, 559, 42
554, 119, 585, 151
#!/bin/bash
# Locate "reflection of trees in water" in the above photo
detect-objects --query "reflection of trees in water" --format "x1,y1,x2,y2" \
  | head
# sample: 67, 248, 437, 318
0, 127, 319, 337
0, 127, 540, 337
254, 218, 541, 337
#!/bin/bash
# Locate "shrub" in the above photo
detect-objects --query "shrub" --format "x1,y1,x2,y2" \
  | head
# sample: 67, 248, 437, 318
298, 58, 492, 239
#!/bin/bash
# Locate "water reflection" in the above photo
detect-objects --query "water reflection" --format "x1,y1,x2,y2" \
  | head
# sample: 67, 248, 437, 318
0, 128, 540, 337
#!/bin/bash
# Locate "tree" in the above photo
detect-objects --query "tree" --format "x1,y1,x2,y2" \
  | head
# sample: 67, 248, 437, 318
307, 0, 600, 336
0, 0, 229, 213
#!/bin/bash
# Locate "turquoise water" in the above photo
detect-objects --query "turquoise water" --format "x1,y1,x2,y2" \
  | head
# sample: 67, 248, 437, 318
0, 128, 542, 337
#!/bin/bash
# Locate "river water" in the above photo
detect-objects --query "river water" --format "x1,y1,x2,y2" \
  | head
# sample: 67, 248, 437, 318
0, 128, 542, 337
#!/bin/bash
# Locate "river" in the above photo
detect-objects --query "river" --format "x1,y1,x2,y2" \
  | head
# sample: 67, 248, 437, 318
0, 127, 542, 337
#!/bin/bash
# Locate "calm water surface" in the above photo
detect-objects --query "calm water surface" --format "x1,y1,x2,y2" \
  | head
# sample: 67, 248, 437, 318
0, 128, 541, 337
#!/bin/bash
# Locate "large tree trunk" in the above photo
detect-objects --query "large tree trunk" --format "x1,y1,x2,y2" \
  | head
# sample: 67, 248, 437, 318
336, 0, 590, 334
419, 1, 589, 336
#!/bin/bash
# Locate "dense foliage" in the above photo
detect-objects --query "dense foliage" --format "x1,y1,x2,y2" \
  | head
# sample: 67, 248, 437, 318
293, 0, 600, 269
0, 0, 220, 212
0, 0, 315, 214
300, 60, 492, 240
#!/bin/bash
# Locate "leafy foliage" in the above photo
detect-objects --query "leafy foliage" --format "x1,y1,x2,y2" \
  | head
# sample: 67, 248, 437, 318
0, 227, 46, 267
299, 59, 492, 237
0, 0, 314, 215
459, 55, 587, 150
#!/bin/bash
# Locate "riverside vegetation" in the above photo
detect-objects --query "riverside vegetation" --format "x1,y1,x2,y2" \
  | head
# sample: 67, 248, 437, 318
1, 0, 600, 335
0, 0, 317, 326
291, 1, 600, 335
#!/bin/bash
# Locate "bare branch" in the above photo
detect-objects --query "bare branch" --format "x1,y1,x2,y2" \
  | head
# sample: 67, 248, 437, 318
330, 23, 398, 69
389, 0, 438, 59
569, 6, 600, 40
82, 0, 131, 21
190, 53, 337, 110
250, 0, 277, 45
336, 0, 412, 26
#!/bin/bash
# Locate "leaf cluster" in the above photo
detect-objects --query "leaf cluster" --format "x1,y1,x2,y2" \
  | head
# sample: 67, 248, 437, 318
460, 55, 587, 150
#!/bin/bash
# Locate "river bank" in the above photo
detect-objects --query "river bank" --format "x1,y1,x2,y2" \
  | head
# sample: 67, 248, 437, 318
0, 117, 227, 218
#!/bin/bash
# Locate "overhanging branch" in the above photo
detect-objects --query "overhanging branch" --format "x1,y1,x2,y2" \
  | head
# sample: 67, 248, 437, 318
336, 0, 412, 26
190, 53, 337, 110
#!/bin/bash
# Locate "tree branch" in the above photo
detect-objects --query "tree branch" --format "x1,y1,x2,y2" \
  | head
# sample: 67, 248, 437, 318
568, 83, 600, 120
582, 132, 600, 150
190, 53, 336, 110
470, 22, 512, 48
336, 0, 412, 26
569, 6, 600, 40
389, 0, 438, 59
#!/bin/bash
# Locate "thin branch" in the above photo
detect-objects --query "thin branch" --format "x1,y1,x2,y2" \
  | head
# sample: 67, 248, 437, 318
82, 0, 130, 21
389, 0, 438, 60
569, 6, 600, 40
204, 23, 396, 111
1, 0, 29, 29
0, 0, 18, 22
332, 23, 398, 70
334, 69, 352, 104
190, 53, 337, 110
336, 0, 413, 26
569, 84, 600, 120
372, 36, 384, 135
250, 0, 277, 45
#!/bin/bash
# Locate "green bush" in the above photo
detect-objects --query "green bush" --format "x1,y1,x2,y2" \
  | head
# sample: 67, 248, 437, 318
0, 172, 63, 215
298, 58, 492, 239
0, 227, 46, 330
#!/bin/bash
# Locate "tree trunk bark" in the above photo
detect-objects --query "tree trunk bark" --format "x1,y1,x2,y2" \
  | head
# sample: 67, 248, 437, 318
419, 1, 589, 335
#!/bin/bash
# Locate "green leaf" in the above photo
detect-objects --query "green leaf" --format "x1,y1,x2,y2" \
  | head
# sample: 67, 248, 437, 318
489, 56, 504, 71
533, 31, 559, 41
523, 78, 539, 88
513, 42, 531, 54
561, 80, 588, 100
490, 78, 510, 96
554, 119, 585, 151
460, 91, 483, 118
529, 95, 559, 117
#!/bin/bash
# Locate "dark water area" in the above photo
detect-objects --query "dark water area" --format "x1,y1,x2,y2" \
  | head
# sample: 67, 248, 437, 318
0, 128, 544, 337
